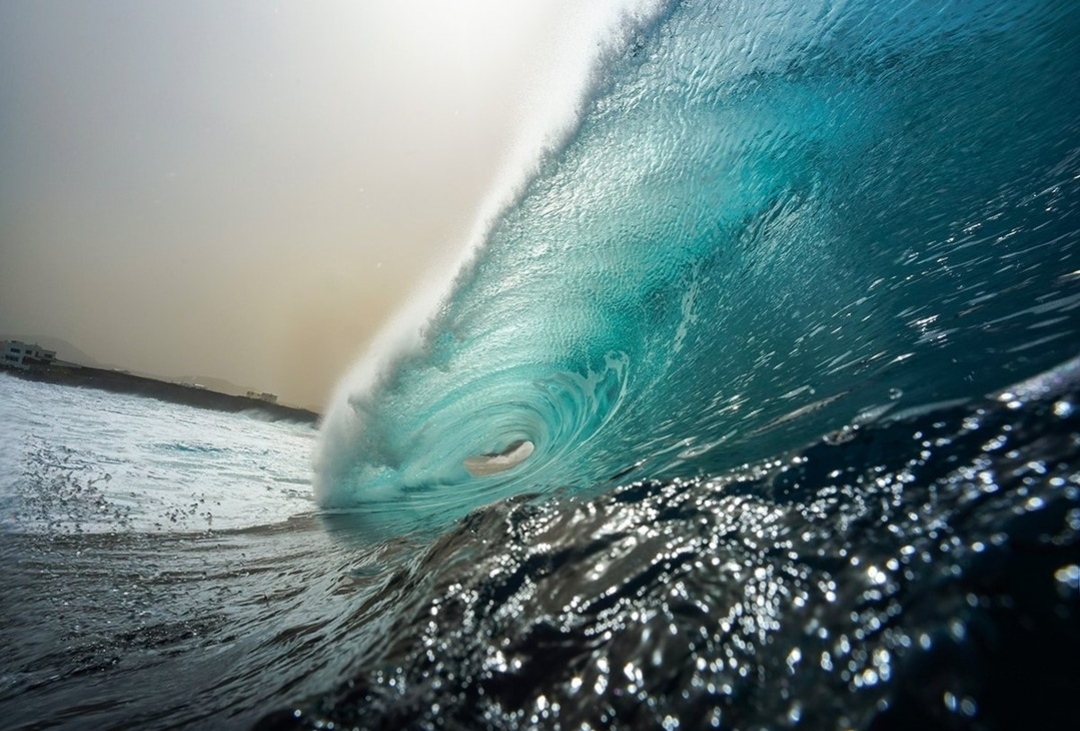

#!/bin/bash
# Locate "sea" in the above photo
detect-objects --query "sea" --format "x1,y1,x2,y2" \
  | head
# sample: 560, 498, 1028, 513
4, 0, 1080, 728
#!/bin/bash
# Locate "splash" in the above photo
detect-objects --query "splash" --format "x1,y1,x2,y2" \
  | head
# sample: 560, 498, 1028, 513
316, 0, 1080, 529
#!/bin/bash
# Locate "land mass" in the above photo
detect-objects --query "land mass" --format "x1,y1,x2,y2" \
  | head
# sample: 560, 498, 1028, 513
3, 363, 320, 425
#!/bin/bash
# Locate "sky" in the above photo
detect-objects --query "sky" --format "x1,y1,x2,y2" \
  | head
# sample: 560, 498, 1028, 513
0, 0, 594, 409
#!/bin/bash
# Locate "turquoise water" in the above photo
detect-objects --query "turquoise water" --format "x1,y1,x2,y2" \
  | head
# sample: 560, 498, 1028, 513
316, 0, 1080, 528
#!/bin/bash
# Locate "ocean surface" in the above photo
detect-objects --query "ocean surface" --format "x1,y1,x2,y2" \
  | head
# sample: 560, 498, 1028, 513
4, 0, 1080, 728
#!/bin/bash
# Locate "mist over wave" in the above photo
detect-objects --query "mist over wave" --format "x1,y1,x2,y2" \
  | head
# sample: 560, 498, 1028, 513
315, 0, 1080, 530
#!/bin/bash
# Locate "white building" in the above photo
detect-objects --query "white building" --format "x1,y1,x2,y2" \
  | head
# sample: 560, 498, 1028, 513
1, 340, 56, 369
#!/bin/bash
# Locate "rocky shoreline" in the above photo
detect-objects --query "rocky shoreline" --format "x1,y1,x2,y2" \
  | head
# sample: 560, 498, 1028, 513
3, 364, 320, 425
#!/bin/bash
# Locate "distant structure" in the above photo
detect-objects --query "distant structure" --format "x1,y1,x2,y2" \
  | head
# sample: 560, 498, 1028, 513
246, 390, 278, 404
1, 340, 56, 370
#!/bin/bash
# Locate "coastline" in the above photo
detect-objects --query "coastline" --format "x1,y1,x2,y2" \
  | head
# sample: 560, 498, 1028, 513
2, 364, 320, 425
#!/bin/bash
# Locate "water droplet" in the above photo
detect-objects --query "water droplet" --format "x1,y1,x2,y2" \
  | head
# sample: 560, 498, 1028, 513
1054, 564, 1079, 596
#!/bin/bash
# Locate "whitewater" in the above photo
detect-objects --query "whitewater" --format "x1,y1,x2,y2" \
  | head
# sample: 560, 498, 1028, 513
3, 0, 1080, 728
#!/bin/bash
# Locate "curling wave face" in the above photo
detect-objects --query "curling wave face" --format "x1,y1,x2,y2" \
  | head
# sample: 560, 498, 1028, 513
316, 0, 1080, 529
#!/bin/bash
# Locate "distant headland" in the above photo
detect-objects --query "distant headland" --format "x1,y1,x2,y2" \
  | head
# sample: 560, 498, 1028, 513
1, 339, 319, 425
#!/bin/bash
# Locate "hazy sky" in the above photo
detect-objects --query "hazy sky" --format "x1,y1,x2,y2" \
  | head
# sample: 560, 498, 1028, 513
0, 0, 590, 408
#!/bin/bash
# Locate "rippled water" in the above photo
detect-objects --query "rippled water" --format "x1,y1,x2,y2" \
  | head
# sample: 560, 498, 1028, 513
5, 363, 1078, 729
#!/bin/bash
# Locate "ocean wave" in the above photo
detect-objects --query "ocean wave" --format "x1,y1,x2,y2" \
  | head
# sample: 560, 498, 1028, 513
317, 0, 1080, 534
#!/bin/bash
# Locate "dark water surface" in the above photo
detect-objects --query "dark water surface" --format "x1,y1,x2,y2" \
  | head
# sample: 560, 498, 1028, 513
260, 369, 1080, 731
4, 364, 1078, 729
